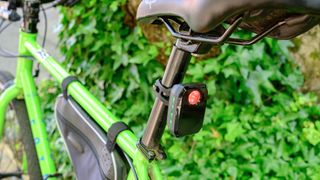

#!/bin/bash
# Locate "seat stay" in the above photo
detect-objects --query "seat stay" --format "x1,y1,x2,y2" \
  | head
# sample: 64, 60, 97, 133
226, 21, 286, 46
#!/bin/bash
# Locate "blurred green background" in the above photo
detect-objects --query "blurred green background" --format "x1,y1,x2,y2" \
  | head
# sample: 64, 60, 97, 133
37, 1, 320, 179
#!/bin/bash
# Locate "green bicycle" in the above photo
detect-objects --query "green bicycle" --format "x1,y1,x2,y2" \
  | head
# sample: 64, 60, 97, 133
0, 0, 319, 179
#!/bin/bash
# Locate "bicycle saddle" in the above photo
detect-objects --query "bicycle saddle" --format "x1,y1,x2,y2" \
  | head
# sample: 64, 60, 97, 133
137, 0, 320, 39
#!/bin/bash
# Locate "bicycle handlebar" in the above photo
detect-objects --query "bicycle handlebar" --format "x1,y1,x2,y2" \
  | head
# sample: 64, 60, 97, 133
0, 1, 20, 21
0, 0, 78, 22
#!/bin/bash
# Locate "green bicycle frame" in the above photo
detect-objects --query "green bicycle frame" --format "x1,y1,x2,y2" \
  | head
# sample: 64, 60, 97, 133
0, 30, 162, 179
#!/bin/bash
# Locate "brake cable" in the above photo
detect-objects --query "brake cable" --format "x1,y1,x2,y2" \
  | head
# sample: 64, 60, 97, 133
123, 151, 138, 180
33, 4, 48, 78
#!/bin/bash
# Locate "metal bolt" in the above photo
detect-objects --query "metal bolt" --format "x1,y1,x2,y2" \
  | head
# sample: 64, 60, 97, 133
148, 151, 155, 159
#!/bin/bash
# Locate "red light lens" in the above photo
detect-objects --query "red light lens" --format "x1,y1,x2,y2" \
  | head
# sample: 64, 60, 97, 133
188, 90, 201, 105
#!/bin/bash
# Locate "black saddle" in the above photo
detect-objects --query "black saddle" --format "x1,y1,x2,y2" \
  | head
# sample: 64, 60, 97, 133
137, 0, 320, 40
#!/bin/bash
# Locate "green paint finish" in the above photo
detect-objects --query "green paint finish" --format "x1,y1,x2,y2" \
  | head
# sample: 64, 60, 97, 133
18, 31, 57, 178
24, 40, 163, 179
20, 72, 57, 178
150, 162, 163, 180
26, 41, 139, 156
16, 31, 37, 88
133, 152, 149, 179
0, 84, 21, 138
0, 28, 164, 179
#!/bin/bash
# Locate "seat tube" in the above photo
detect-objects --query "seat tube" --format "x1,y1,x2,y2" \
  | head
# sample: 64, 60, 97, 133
141, 41, 191, 151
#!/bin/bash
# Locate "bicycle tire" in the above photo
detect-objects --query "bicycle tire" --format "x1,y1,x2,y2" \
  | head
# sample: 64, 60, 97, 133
0, 71, 42, 180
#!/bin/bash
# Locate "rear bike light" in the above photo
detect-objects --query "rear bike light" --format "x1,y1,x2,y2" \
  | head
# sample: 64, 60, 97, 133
167, 83, 208, 137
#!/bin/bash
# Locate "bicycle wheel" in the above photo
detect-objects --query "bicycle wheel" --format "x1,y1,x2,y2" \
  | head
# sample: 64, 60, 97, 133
0, 71, 42, 180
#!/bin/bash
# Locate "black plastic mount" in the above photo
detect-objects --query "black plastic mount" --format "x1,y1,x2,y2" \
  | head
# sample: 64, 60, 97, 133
153, 79, 171, 105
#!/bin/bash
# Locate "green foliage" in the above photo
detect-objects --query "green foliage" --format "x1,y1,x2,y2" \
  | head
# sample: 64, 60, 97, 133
45, 1, 320, 179
58, 0, 162, 133
162, 41, 320, 179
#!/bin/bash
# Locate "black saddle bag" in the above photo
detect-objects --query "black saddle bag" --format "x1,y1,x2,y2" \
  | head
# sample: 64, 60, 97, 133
54, 95, 127, 180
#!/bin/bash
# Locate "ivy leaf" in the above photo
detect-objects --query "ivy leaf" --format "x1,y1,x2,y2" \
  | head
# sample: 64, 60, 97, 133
222, 66, 239, 78
225, 122, 245, 142
109, 85, 125, 103
227, 166, 238, 178
57, 2, 320, 178
281, 70, 304, 89
130, 65, 141, 83
203, 60, 221, 74
303, 122, 320, 146
246, 66, 276, 106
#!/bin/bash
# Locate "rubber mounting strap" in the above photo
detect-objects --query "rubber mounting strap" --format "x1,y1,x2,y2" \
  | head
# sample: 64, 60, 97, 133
107, 122, 131, 152
61, 76, 79, 99
153, 79, 171, 105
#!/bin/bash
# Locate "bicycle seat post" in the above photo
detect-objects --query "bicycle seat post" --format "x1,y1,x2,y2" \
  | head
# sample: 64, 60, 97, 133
140, 41, 191, 159
139, 34, 213, 160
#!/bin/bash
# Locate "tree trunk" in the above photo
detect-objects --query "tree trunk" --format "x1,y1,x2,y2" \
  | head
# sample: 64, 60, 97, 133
292, 26, 320, 96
